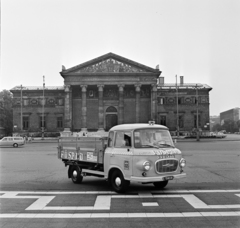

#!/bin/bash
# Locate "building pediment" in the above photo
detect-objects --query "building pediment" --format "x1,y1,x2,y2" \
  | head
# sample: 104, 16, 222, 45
61, 52, 160, 76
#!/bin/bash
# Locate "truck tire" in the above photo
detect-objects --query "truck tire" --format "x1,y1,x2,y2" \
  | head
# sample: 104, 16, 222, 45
70, 165, 83, 184
153, 180, 168, 189
110, 170, 130, 193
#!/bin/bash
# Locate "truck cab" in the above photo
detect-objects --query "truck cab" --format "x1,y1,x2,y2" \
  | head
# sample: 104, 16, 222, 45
58, 122, 186, 193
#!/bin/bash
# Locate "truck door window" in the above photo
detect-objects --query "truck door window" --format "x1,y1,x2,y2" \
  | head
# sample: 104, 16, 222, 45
115, 131, 131, 148
108, 131, 114, 147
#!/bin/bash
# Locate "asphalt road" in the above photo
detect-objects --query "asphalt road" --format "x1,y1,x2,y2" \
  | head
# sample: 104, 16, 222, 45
0, 135, 240, 227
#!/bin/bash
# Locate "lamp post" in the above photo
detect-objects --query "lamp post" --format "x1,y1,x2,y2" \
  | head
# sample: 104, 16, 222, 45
41, 76, 45, 140
196, 84, 200, 141
20, 85, 23, 132
176, 75, 179, 138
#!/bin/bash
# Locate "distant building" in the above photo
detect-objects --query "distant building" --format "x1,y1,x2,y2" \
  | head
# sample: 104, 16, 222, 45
220, 108, 240, 125
10, 52, 212, 136
210, 115, 220, 131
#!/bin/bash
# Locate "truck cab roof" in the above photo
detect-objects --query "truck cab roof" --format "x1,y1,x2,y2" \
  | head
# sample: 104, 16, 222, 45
110, 123, 168, 131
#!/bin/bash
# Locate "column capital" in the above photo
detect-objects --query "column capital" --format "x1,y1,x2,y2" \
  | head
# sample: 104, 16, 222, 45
151, 84, 157, 92
118, 84, 125, 92
97, 85, 104, 91
80, 85, 88, 92
64, 85, 71, 92
134, 84, 141, 92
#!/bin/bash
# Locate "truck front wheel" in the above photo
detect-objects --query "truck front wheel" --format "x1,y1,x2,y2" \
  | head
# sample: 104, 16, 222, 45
153, 180, 168, 189
69, 165, 83, 184
110, 170, 130, 193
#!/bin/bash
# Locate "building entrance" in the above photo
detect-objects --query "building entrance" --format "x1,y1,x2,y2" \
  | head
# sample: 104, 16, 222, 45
105, 106, 118, 131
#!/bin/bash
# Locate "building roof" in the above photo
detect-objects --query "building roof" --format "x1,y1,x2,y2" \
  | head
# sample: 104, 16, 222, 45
60, 52, 161, 76
157, 83, 212, 90
110, 123, 168, 131
10, 86, 64, 91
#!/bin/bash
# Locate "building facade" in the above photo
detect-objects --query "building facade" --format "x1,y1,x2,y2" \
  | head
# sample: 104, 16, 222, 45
11, 53, 212, 136
220, 108, 240, 125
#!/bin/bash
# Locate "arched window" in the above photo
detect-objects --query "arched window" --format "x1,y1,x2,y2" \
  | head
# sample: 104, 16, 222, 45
106, 106, 117, 113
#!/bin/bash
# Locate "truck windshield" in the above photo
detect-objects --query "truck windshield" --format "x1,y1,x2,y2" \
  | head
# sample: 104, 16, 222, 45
134, 129, 174, 148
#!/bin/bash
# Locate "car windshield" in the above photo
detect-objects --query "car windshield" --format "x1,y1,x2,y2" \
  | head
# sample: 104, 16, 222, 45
134, 129, 174, 148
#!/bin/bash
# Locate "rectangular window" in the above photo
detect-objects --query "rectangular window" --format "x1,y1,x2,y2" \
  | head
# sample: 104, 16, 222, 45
160, 115, 167, 126
39, 116, 46, 128
57, 116, 63, 128
178, 97, 184, 104
158, 97, 165, 105
179, 115, 184, 128
194, 115, 201, 128
23, 116, 29, 130
114, 131, 131, 148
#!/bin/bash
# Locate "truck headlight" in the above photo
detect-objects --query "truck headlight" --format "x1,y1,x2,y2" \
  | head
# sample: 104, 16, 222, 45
143, 161, 151, 171
179, 158, 186, 168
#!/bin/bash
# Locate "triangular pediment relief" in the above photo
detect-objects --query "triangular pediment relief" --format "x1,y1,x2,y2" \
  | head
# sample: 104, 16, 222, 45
62, 53, 159, 74
75, 58, 150, 73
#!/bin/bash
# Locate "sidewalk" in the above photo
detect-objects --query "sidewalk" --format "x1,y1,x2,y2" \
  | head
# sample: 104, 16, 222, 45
173, 134, 240, 142
30, 134, 240, 143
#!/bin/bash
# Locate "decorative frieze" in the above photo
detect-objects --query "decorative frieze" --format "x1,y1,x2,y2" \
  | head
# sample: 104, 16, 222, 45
76, 58, 147, 73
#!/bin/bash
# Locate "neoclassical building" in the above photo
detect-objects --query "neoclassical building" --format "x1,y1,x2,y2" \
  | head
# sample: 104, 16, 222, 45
11, 53, 212, 136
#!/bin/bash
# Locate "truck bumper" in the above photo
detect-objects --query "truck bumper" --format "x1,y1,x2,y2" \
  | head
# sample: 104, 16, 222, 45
129, 172, 186, 183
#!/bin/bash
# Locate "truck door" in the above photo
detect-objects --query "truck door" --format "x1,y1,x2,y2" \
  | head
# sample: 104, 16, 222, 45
109, 131, 133, 179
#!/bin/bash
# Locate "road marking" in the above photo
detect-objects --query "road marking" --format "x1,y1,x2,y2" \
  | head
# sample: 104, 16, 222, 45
1, 190, 240, 217
0, 212, 240, 218
142, 202, 159, 206
0, 193, 111, 211
1, 189, 240, 194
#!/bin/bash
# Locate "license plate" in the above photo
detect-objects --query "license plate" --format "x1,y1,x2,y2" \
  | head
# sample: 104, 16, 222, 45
163, 176, 174, 181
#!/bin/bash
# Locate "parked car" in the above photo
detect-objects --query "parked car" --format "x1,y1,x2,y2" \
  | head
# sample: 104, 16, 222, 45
215, 132, 226, 138
0, 137, 25, 147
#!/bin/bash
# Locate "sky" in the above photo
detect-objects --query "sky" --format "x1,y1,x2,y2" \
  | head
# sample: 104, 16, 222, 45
1, 0, 239, 116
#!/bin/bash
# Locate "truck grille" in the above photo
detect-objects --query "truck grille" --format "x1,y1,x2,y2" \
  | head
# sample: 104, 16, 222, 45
155, 159, 178, 173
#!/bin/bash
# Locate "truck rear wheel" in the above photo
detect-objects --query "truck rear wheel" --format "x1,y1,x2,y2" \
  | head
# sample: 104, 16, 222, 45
153, 180, 168, 189
70, 166, 83, 184
110, 170, 130, 193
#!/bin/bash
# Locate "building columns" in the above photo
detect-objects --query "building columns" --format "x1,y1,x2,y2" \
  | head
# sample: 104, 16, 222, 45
63, 85, 72, 132
135, 84, 141, 123
151, 84, 157, 121
81, 85, 87, 131
118, 84, 125, 124
97, 85, 104, 131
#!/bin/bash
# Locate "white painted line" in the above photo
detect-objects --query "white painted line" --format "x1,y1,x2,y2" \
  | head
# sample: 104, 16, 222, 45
182, 212, 202, 217
153, 195, 180, 198
146, 213, 165, 217
94, 196, 111, 210
138, 192, 153, 197
218, 212, 240, 216
142, 202, 159, 206
109, 213, 128, 218
0, 212, 240, 218
181, 195, 209, 209
164, 213, 184, 217
200, 212, 220, 216
16, 214, 36, 218
26, 196, 55, 210
91, 213, 110, 218
72, 213, 91, 218
128, 213, 147, 218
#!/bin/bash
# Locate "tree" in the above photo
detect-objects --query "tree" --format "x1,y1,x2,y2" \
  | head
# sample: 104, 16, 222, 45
212, 123, 222, 132
0, 90, 13, 136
